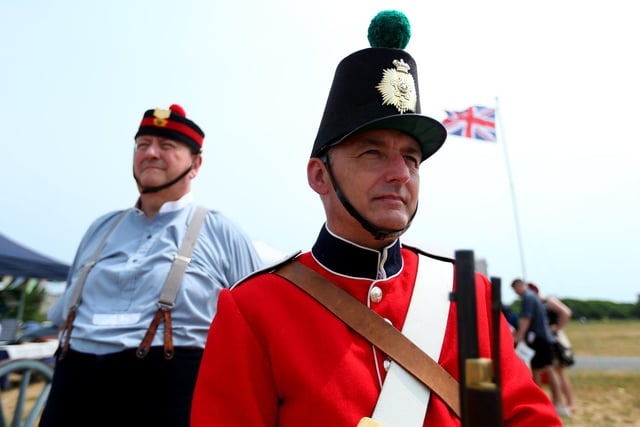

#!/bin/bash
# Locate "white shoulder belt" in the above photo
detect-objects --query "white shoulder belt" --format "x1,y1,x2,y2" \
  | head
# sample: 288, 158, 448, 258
370, 254, 453, 426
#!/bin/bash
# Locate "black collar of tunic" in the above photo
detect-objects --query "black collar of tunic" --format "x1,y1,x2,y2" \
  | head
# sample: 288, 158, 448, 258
311, 225, 403, 280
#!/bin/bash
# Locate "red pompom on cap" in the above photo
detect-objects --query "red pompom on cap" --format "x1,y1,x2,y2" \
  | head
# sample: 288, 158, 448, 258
169, 104, 186, 117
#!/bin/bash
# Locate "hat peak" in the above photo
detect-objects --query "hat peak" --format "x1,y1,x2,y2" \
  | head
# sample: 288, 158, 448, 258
367, 10, 411, 49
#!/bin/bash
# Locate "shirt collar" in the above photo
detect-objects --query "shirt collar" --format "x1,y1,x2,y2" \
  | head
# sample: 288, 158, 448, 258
134, 192, 194, 214
311, 224, 403, 280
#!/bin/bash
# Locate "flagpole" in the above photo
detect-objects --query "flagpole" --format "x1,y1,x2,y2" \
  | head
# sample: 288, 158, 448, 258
495, 96, 527, 280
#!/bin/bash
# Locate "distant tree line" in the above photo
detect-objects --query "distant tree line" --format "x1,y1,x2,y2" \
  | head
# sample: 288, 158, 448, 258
509, 294, 640, 320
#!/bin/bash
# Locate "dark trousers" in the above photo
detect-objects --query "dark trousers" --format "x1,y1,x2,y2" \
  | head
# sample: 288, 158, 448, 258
528, 337, 554, 370
39, 347, 203, 427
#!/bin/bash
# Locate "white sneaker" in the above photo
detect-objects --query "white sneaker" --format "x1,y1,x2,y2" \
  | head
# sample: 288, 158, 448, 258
555, 405, 572, 417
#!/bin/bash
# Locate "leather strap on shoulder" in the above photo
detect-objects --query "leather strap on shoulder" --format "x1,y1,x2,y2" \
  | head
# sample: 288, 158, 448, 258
275, 260, 461, 418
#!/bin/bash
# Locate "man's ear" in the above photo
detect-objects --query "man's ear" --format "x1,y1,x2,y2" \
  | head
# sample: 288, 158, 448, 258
307, 158, 331, 195
190, 154, 203, 178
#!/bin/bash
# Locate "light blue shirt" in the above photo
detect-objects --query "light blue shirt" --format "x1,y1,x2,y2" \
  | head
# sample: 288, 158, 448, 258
48, 195, 263, 355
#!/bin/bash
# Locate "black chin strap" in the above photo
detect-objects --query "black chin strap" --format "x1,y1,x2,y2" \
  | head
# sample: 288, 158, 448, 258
322, 154, 417, 241
134, 163, 194, 194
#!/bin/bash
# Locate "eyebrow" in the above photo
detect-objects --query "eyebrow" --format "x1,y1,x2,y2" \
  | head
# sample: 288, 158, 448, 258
355, 135, 422, 157
135, 137, 178, 145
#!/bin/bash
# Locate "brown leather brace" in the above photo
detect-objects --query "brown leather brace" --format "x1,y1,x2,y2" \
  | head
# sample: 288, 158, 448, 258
163, 308, 174, 359
136, 307, 174, 360
57, 309, 77, 361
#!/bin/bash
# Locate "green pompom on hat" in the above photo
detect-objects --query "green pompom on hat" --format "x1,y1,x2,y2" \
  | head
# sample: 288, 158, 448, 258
367, 10, 411, 49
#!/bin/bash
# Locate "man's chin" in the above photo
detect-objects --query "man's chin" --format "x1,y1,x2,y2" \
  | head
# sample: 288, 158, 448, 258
372, 218, 411, 234
138, 179, 166, 189
137, 171, 165, 183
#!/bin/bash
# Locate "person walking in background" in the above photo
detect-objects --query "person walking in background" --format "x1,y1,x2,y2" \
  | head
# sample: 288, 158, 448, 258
40, 104, 263, 427
191, 11, 562, 426
511, 278, 570, 418
529, 283, 576, 412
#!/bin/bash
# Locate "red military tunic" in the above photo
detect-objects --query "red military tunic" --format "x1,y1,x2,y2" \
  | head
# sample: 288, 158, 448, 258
192, 228, 561, 426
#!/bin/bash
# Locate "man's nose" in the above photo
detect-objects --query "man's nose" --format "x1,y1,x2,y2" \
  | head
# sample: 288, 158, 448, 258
385, 154, 412, 182
140, 142, 161, 156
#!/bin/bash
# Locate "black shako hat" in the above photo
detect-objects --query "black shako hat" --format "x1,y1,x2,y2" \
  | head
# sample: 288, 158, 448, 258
311, 11, 447, 162
135, 104, 204, 154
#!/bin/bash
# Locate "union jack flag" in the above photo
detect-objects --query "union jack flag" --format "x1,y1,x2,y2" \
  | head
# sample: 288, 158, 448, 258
442, 105, 496, 142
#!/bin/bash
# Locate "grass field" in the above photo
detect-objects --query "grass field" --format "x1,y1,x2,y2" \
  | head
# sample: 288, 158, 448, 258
561, 371, 640, 426
543, 319, 640, 426
2, 319, 639, 426
567, 318, 640, 357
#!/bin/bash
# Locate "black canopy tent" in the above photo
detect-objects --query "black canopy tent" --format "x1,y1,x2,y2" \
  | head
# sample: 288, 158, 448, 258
0, 233, 69, 281
0, 233, 70, 338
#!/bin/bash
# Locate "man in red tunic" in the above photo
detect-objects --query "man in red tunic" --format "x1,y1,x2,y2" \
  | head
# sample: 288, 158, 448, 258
191, 11, 561, 427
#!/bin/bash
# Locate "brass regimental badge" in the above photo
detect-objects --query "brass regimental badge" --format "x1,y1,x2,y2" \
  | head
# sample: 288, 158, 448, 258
152, 108, 171, 127
375, 59, 417, 114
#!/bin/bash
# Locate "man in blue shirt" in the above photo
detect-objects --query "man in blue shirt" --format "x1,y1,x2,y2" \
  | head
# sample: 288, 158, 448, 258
40, 104, 263, 427
511, 278, 568, 417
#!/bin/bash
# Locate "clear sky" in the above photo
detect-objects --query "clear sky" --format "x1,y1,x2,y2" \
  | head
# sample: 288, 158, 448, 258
1, 0, 638, 303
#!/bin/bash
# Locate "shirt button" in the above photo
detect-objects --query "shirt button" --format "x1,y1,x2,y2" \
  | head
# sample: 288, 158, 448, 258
370, 286, 383, 303
384, 358, 392, 371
